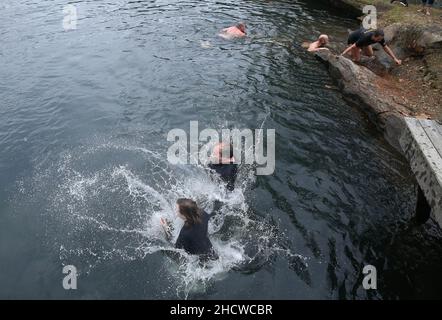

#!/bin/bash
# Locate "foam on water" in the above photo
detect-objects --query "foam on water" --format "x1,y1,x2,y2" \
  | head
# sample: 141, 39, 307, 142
19, 137, 306, 298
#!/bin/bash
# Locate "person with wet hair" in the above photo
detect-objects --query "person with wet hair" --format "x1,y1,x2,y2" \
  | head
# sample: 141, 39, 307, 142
307, 34, 330, 52
208, 142, 238, 191
342, 28, 402, 65
219, 22, 246, 39
160, 198, 217, 260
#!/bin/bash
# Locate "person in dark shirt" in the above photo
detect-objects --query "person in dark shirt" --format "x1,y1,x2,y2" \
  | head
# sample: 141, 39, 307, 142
160, 198, 217, 260
341, 28, 402, 65
208, 142, 238, 191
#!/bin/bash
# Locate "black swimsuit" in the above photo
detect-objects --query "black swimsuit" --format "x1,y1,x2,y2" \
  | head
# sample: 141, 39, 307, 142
208, 163, 238, 191
175, 210, 217, 259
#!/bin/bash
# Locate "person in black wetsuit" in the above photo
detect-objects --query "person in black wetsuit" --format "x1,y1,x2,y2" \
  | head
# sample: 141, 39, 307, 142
160, 198, 217, 260
341, 28, 402, 65
208, 142, 238, 191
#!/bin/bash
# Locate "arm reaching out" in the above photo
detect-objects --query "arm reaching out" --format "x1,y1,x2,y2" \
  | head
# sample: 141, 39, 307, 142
308, 44, 329, 52
160, 217, 173, 242
341, 43, 356, 56
383, 45, 402, 65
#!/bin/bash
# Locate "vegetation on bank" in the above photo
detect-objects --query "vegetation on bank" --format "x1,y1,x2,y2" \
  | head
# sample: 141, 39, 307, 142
327, 0, 442, 120
381, 4, 442, 26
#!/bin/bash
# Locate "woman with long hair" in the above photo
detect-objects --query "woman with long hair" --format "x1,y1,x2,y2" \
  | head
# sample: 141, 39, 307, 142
160, 198, 217, 260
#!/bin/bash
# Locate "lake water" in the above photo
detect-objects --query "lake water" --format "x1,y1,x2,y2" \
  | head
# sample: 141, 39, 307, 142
1, 0, 441, 299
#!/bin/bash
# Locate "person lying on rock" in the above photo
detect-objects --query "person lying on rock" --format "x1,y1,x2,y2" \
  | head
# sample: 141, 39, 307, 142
307, 34, 330, 52
341, 28, 402, 65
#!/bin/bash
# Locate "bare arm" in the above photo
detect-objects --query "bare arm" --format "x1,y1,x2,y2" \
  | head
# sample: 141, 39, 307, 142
341, 43, 356, 56
383, 45, 402, 65
308, 42, 329, 52
160, 218, 173, 242
307, 41, 318, 52
314, 47, 329, 52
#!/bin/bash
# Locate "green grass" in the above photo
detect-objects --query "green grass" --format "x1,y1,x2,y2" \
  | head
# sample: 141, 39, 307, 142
381, 5, 442, 26
340, 0, 442, 25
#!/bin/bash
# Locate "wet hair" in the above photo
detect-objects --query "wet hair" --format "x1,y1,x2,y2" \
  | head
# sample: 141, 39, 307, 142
177, 198, 202, 226
373, 30, 384, 38
318, 34, 329, 45
219, 143, 234, 159
236, 22, 246, 32
319, 34, 329, 41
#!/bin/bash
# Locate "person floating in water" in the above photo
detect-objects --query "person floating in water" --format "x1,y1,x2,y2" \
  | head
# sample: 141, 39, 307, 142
160, 198, 218, 260
307, 34, 329, 52
218, 22, 246, 39
208, 142, 238, 191
341, 28, 402, 65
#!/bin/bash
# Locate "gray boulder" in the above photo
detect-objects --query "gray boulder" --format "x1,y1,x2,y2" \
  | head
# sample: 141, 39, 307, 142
315, 50, 408, 152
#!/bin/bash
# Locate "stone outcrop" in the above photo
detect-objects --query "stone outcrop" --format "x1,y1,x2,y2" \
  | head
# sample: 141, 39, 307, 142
316, 2, 442, 152
383, 23, 442, 89
315, 50, 408, 151
320, 0, 442, 222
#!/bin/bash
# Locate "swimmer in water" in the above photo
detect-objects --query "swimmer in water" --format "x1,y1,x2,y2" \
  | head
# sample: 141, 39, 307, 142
307, 34, 329, 52
208, 142, 238, 191
160, 199, 218, 260
218, 22, 246, 39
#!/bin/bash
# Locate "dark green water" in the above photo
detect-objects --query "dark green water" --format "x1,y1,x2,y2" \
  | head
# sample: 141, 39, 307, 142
1, 0, 441, 299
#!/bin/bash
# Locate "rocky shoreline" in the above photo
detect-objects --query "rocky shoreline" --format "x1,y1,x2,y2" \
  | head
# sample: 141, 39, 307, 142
319, 0, 442, 152
316, 49, 407, 150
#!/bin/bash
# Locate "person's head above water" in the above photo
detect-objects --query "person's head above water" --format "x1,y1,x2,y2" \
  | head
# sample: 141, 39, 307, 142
236, 22, 246, 34
219, 22, 246, 39
176, 198, 202, 226
371, 29, 384, 42
212, 142, 234, 164
318, 34, 329, 46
